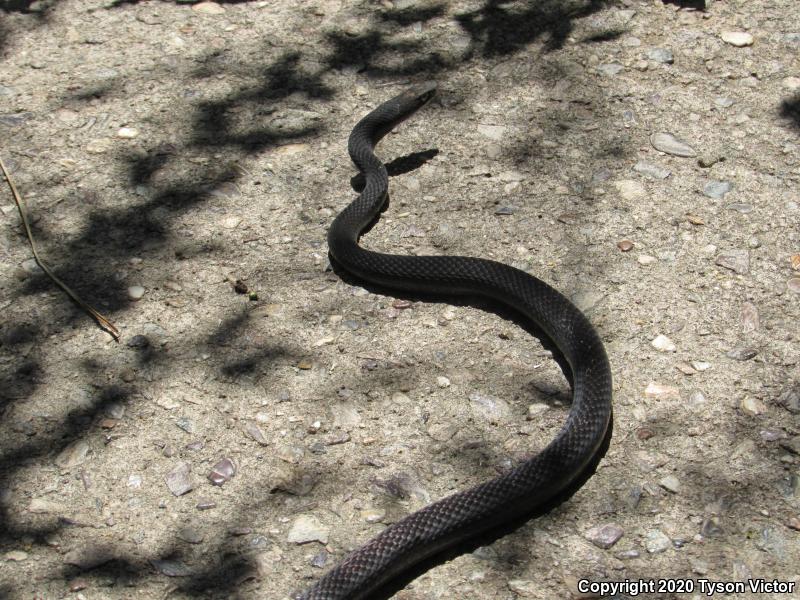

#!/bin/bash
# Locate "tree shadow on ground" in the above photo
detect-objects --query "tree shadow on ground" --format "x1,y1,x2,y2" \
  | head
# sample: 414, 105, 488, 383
662, 0, 705, 10
455, 0, 614, 55
1, 0, 633, 596
110, 0, 259, 6
0, 384, 132, 542
0, 0, 57, 14
780, 93, 800, 132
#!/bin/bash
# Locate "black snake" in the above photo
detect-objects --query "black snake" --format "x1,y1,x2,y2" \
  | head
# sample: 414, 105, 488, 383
299, 82, 613, 600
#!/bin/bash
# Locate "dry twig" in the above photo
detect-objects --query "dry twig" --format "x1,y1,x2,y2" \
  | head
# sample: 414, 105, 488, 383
0, 154, 120, 341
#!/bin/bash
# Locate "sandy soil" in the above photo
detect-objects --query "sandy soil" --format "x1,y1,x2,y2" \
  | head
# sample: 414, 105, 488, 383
0, 1, 798, 599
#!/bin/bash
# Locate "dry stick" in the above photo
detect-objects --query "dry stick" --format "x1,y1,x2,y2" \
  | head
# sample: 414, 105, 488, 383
0, 154, 120, 341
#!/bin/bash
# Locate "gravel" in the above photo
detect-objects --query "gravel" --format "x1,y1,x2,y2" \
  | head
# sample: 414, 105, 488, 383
1, 1, 798, 599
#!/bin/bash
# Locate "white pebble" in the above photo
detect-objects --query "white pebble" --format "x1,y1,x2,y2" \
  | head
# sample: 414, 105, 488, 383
651, 334, 676, 352
659, 475, 680, 493
645, 382, 680, 400
436, 376, 451, 388
287, 514, 329, 544
783, 77, 800, 91
740, 396, 767, 416
117, 127, 139, 139
127, 285, 145, 300
223, 216, 241, 229
720, 31, 754, 47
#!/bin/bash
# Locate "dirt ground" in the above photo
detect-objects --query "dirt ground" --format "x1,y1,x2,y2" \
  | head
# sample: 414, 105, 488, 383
1, 0, 799, 599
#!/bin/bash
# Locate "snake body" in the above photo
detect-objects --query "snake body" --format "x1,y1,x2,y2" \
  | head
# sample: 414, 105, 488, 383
301, 82, 613, 600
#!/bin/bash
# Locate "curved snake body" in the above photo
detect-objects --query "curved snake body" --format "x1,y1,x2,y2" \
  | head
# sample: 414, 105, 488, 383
300, 82, 613, 600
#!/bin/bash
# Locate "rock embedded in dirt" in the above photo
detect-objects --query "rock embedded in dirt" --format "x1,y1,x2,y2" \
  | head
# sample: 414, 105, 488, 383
165, 462, 193, 496
287, 514, 329, 544
584, 523, 624, 549
645, 530, 671, 554
715, 249, 750, 274
720, 31, 754, 47
208, 458, 236, 486
703, 180, 733, 199
650, 132, 696, 157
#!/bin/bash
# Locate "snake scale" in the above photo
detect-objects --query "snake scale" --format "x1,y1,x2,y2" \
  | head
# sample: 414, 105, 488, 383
298, 82, 613, 600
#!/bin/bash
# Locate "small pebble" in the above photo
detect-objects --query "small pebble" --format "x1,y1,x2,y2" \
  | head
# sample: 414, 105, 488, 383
151, 559, 191, 577
614, 179, 646, 201
271, 466, 319, 496
760, 430, 784, 442
779, 384, 800, 414
287, 514, 329, 544
633, 161, 670, 179
245, 422, 269, 446
617, 240, 634, 252
177, 526, 204, 544
675, 362, 696, 375
645, 529, 671, 553
127, 285, 145, 300
659, 475, 680, 493
741, 397, 767, 416
208, 458, 236, 486
55, 440, 90, 469
21, 258, 42, 274
703, 180, 733, 199
715, 249, 750, 274
637, 255, 657, 265
477, 124, 506, 141
721, 31, 754, 47
740, 302, 759, 333
689, 390, 706, 404
165, 462, 193, 496
331, 402, 361, 429
650, 132, 696, 157
117, 127, 139, 138
726, 347, 757, 361
527, 403, 549, 419
436, 376, 451, 388
597, 63, 624, 76
698, 151, 725, 168
469, 392, 512, 423
647, 48, 674, 64
651, 334, 676, 352
726, 202, 752, 213
63, 545, 114, 569
175, 417, 194, 434
584, 523, 624, 549
68, 579, 89, 592
509, 580, 538, 595
192, 1, 226, 14
645, 382, 680, 400
4, 550, 28, 561
361, 508, 386, 523
311, 551, 329, 568
788, 277, 800, 293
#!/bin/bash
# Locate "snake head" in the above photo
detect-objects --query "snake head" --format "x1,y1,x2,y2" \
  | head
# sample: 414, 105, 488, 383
402, 81, 438, 111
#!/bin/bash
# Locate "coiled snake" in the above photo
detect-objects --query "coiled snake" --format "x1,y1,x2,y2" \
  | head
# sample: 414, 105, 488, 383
299, 82, 613, 600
